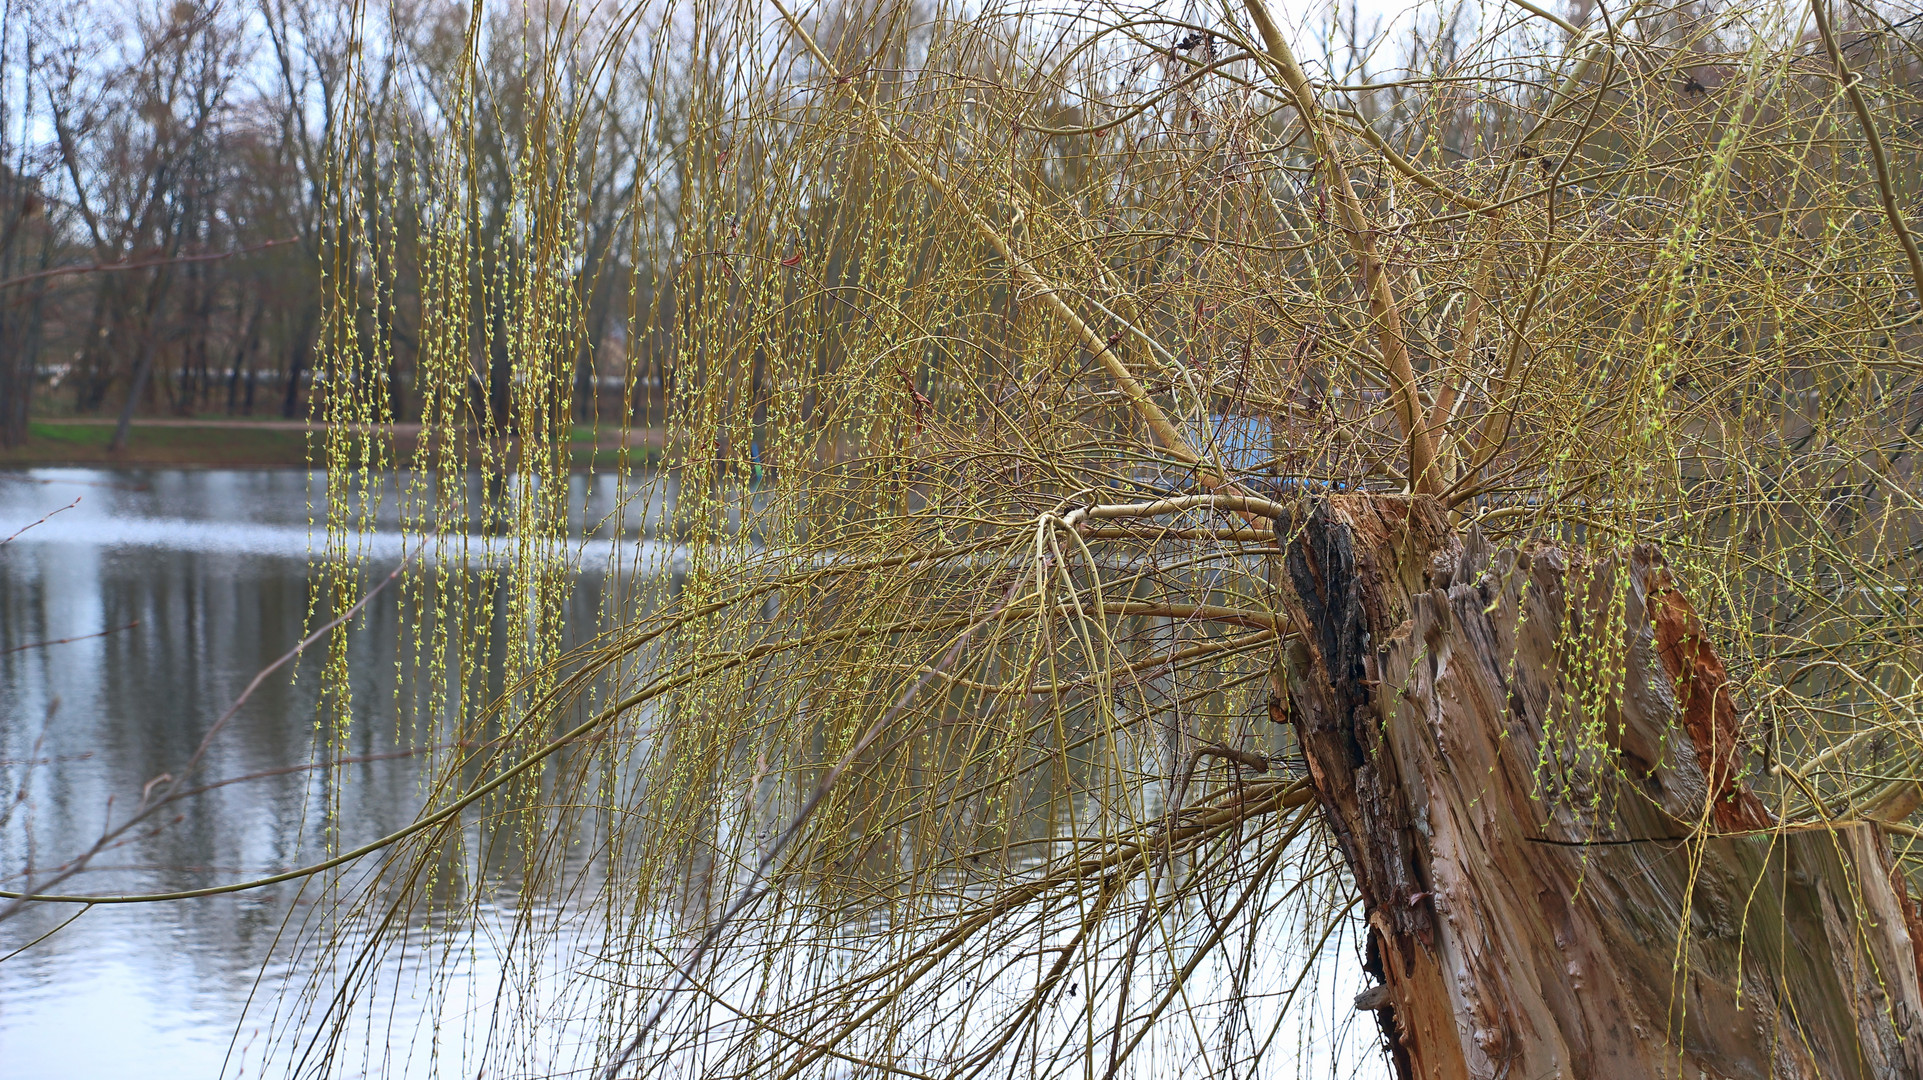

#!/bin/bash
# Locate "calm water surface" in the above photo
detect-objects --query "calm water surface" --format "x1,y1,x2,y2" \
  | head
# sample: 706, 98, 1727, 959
0, 468, 1379, 1080
0, 469, 645, 1079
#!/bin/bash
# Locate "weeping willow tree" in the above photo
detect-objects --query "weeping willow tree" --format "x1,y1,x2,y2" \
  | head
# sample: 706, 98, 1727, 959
286, 0, 1923, 1073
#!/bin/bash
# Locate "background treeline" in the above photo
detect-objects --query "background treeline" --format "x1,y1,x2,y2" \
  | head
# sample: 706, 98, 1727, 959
0, 0, 1518, 455
0, 0, 667, 448
7, 0, 1920, 464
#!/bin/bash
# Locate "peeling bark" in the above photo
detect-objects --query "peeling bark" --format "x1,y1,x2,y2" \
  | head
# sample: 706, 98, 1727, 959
1280, 495, 1923, 1079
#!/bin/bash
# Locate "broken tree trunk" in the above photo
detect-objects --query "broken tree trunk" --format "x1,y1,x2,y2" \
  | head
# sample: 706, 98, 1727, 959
1278, 495, 1923, 1079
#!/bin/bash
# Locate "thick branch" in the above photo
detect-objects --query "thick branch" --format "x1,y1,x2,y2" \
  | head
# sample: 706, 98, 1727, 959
771, 0, 1208, 474
1240, 0, 1441, 494
1812, 0, 1923, 298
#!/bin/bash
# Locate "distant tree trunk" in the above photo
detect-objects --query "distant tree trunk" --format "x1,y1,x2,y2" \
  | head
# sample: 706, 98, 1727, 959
0, 324, 24, 448
0, 271, 48, 449
1280, 495, 1923, 1079
226, 296, 263, 414
187, 264, 216, 415
108, 334, 161, 454
282, 308, 315, 419
109, 269, 176, 453
0, 211, 47, 448
74, 279, 117, 413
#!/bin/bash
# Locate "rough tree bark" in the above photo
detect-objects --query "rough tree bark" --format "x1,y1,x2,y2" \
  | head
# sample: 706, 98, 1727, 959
1278, 495, 1923, 1079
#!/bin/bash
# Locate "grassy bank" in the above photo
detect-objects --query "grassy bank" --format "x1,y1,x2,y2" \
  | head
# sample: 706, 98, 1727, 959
0, 420, 660, 470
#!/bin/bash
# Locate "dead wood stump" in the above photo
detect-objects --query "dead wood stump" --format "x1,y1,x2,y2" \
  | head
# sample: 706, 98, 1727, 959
1278, 495, 1923, 1079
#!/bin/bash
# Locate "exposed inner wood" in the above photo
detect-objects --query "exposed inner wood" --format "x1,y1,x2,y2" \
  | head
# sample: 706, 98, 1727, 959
1278, 494, 1923, 1079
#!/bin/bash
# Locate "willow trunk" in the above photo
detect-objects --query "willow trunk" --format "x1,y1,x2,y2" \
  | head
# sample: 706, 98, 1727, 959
1279, 495, 1923, 1078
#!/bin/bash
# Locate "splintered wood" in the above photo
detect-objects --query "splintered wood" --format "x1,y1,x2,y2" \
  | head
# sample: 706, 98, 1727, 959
1280, 495, 1923, 1079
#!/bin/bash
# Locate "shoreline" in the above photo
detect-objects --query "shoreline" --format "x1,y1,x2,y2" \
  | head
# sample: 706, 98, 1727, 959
2, 419, 662, 470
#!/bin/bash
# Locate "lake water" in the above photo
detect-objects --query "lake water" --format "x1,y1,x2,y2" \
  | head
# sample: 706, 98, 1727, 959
0, 468, 1382, 1080
0, 469, 651, 1079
